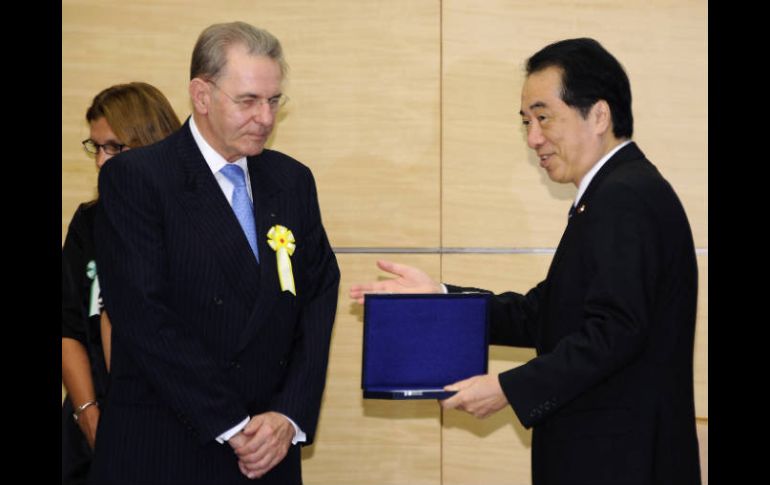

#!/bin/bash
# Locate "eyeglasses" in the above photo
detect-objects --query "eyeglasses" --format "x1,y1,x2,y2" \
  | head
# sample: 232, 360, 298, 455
207, 79, 289, 112
82, 139, 127, 156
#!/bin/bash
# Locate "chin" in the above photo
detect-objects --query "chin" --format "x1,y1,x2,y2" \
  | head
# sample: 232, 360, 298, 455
546, 172, 567, 184
243, 144, 266, 156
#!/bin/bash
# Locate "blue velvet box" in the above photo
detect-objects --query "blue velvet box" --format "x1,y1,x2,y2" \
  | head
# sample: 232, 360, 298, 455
362, 293, 489, 399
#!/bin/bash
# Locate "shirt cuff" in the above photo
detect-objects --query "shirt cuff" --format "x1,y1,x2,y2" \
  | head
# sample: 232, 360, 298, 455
216, 416, 249, 444
278, 413, 307, 445
440, 283, 448, 294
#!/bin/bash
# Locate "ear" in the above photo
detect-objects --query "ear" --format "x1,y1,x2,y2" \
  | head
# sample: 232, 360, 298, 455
189, 78, 211, 115
590, 100, 612, 135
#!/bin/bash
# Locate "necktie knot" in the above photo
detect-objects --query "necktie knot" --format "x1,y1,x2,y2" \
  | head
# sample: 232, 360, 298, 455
220, 163, 247, 188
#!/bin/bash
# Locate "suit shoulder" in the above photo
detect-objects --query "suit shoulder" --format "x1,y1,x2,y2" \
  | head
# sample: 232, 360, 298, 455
65, 201, 96, 239
71, 200, 97, 219
602, 156, 676, 199
260, 149, 311, 173
259, 149, 315, 187
595, 157, 689, 228
76, 200, 99, 226
98, 129, 182, 180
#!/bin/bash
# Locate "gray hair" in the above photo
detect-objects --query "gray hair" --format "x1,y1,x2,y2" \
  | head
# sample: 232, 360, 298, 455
190, 21, 288, 81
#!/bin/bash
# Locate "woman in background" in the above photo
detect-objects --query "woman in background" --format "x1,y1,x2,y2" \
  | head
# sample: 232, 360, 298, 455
61, 82, 181, 484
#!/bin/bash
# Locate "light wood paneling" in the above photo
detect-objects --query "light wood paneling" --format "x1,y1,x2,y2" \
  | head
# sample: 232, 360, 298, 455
62, 0, 196, 243
697, 419, 708, 485
442, 0, 707, 248
62, 0, 441, 248
442, 350, 534, 485
441, 254, 552, 485
272, 1, 441, 248
301, 254, 443, 485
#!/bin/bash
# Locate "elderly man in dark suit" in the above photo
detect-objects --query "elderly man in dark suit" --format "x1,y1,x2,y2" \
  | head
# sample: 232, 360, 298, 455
351, 38, 701, 485
91, 21, 339, 485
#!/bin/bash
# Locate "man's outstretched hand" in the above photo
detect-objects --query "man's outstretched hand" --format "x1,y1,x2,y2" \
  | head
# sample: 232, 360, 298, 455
349, 259, 442, 304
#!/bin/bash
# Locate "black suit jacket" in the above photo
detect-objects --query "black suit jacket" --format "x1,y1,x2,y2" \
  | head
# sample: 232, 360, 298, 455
90, 121, 340, 485
448, 143, 701, 485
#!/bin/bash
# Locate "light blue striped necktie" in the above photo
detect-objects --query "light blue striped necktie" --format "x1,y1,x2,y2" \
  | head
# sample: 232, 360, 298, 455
220, 163, 259, 263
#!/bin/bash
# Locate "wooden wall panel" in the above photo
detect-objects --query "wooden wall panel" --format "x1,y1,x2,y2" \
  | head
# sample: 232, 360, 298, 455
441, 254, 551, 485
62, 0, 440, 248
303, 254, 443, 485
62, 0, 195, 242
442, 0, 707, 248
697, 419, 708, 485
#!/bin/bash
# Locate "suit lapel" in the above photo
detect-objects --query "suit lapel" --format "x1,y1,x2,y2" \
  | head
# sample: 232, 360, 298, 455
548, 142, 647, 279
173, 124, 261, 305
172, 127, 291, 351
571, 141, 646, 216
236, 152, 285, 351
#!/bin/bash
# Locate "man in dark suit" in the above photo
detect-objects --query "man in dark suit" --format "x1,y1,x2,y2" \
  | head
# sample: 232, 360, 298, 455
91, 21, 340, 485
350, 38, 701, 485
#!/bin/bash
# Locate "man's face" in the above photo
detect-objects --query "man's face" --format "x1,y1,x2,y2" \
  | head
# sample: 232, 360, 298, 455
519, 66, 600, 186
205, 45, 283, 161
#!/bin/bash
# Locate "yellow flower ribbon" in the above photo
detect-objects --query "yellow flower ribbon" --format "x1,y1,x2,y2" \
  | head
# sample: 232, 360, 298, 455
267, 225, 296, 295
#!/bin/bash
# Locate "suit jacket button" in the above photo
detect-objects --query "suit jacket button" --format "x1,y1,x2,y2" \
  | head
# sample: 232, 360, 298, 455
213, 296, 223, 305
279, 359, 287, 367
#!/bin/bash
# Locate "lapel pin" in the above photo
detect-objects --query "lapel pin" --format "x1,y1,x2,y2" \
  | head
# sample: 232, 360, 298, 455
577, 204, 586, 214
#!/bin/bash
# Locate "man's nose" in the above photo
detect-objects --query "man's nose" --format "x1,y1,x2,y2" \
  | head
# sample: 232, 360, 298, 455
527, 122, 545, 149
251, 101, 275, 124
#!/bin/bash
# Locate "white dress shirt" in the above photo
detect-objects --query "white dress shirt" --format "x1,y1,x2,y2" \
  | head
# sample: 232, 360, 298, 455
572, 140, 632, 209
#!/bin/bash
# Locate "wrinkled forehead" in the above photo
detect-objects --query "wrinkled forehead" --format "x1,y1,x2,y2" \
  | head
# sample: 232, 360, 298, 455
219, 52, 284, 96
221, 45, 282, 78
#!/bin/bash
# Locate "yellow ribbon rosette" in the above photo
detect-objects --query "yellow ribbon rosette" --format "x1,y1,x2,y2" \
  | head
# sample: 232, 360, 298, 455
267, 225, 296, 295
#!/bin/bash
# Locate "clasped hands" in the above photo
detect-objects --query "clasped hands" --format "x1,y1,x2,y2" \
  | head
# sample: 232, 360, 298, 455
228, 411, 294, 480
350, 259, 509, 419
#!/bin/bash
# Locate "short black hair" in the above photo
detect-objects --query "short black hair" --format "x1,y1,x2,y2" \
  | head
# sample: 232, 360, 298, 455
526, 38, 633, 139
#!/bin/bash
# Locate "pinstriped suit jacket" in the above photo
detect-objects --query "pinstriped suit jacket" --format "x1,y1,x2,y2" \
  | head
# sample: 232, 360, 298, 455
90, 120, 340, 485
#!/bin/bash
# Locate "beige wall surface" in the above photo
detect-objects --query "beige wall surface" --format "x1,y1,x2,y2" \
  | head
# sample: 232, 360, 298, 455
441, 255, 547, 485
442, 0, 707, 249
62, 0, 440, 249
62, 1, 707, 484
303, 254, 443, 484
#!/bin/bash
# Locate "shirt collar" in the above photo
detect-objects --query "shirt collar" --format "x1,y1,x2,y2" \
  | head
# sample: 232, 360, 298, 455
189, 115, 248, 175
573, 140, 632, 207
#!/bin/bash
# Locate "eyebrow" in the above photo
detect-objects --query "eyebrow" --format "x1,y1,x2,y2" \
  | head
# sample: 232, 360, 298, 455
519, 101, 548, 115
89, 138, 124, 145
236, 91, 283, 100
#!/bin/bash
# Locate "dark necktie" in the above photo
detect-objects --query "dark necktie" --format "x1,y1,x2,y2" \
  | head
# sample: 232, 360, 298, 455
220, 163, 259, 263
